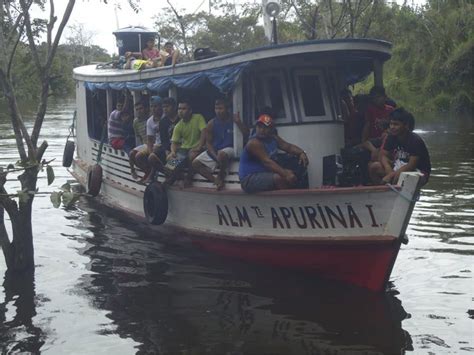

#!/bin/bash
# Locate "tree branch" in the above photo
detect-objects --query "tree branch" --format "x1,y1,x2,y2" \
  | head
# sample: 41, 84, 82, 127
32, 0, 76, 146
19, 0, 42, 72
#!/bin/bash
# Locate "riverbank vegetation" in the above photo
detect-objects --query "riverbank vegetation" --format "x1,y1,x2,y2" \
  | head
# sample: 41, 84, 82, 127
1, 0, 472, 119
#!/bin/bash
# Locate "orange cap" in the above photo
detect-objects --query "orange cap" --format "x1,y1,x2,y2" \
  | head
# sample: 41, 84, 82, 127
256, 114, 273, 127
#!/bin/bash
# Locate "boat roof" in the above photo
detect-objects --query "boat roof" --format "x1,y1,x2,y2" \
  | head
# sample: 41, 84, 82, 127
74, 38, 392, 84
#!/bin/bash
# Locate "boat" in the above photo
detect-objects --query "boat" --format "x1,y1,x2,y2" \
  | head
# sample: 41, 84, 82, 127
68, 21, 423, 292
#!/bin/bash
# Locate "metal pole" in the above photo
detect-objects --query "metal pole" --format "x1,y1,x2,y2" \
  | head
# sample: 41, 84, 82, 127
272, 17, 278, 45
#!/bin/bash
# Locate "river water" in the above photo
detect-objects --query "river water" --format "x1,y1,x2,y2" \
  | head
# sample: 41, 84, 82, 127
0, 101, 473, 354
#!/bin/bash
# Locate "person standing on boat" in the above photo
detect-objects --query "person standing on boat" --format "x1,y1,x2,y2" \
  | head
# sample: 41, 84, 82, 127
107, 97, 134, 154
147, 97, 180, 182
239, 113, 309, 193
369, 108, 431, 185
129, 101, 149, 180
361, 86, 394, 143
192, 98, 249, 190
165, 99, 206, 186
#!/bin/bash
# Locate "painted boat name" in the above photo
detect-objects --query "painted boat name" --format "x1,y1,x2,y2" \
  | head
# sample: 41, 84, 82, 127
216, 204, 380, 229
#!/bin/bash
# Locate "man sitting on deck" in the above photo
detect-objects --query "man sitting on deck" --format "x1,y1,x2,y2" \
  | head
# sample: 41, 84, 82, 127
368, 108, 431, 185
147, 97, 180, 182
239, 113, 309, 193
192, 98, 249, 190
165, 99, 206, 186
133, 96, 163, 182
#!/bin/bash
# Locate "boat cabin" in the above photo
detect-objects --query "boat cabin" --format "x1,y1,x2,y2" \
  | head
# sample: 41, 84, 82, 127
73, 35, 391, 188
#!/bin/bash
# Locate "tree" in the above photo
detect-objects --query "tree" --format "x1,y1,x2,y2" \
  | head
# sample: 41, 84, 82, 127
0, 0, 76, 271
65, 22, 95, 66
153, 0, 266, 58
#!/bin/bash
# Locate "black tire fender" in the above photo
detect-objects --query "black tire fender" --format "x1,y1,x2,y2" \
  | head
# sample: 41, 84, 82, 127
143, 182, 168, 225
87, 164, 103, 197
62, 140, 75, 167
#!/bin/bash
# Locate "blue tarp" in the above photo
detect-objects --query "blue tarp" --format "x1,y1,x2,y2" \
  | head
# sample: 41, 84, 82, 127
85, 62, 252, 94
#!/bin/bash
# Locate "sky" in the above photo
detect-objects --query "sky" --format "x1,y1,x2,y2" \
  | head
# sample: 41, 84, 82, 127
59, 0, 244, 55
48, 0, 425, 56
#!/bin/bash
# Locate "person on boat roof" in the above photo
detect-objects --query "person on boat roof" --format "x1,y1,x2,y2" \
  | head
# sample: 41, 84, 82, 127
147, 97, 180, 182
123, 51, 155, 70
239, 112, 309, 193
369, 107, 431, 185
129, 101, 150, 180
165, 99, 206, 187
161, 42, 180, 67
192, 98, 249, 190
142, 37, 166, 67
131, 96, 164, 182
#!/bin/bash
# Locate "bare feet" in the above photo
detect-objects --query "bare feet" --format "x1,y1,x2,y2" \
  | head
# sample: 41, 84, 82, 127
215, 176, 225, 191
183, 174, 193, 188
131, 170, 138, 180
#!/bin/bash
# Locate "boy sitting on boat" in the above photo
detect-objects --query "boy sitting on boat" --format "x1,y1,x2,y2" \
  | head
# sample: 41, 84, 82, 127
192, 98, 249, 190
369, 108, 431, 185
142, 37, 167, 67
239, 112, 309, 193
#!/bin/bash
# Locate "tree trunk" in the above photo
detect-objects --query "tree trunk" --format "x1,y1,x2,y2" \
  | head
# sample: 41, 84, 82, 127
1, 168, 38, 271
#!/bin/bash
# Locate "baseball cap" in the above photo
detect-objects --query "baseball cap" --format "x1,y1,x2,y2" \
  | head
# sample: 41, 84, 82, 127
150, 96, 163, 105
256, 114, 273, 127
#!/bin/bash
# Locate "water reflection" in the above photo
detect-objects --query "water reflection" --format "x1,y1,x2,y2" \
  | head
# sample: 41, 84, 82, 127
1, 103, 473, 353
0, 270, 44, 353
73, 205, 412, 354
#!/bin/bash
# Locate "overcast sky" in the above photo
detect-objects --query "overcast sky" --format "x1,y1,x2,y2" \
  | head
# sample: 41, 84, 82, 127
50, 0, 425, 55
61, 0, 245, 54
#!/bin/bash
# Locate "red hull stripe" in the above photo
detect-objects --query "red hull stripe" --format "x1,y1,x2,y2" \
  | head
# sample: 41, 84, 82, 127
192, 237, 400, 292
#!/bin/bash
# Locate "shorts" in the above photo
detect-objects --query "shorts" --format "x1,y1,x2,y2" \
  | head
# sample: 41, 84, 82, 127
165, 149, 189, 170
240, 172, 275, 193
195, 147, 235, 171
110, 138, 125, 150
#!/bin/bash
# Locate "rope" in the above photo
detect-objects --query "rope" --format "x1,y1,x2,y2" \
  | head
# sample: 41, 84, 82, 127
96, 120, 108, 164
386, 183, 420, 203
67, 110, 76, 140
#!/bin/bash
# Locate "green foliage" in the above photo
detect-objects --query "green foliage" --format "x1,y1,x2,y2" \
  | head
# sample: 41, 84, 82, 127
1, 41, 111, 102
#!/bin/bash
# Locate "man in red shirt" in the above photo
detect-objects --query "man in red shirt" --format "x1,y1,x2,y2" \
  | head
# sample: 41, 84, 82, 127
361, 86, 394, 143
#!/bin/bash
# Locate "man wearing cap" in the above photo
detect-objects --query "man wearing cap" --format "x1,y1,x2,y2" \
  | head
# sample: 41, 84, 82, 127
239, 112, 309, 193
192, 98, 249, 190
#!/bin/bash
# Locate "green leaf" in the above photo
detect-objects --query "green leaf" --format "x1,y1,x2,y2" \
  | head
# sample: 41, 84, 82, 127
46, 165, 55, 185
60, 183, 71, 192
61, 191, 79, 207
50, 191, 62, 208
17, 190, 29, 204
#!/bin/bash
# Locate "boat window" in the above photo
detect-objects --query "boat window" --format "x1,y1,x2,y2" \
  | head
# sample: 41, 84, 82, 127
255, 71, 291, 123
294, 70, 331, 121
86, 89, 107, 140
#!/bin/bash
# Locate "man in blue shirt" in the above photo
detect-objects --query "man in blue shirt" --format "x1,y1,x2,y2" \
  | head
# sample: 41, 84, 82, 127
239, 112, 308, 193
192, 99, 249, 190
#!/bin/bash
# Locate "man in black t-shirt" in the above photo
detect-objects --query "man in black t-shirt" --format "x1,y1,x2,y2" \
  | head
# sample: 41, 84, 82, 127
369, 108, 431, 185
